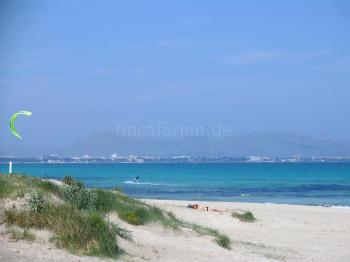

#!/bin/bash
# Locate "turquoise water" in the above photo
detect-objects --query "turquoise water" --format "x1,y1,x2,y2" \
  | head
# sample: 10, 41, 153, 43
1, 163, 350, 206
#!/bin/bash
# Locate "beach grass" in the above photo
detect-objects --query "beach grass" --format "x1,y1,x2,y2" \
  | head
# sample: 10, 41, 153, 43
92, 188, 231, 248
36, 180, 63, 197
0, 174, 62, 198
232, 211, 256, 222
7, 228, 36, 242
4, 205, 121, 257
0, 176, 14, 198
62, 175, 75, 185
163, 211, 231, 249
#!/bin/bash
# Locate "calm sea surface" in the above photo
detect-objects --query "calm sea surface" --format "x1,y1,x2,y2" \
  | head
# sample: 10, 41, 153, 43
1, 163, 350, 206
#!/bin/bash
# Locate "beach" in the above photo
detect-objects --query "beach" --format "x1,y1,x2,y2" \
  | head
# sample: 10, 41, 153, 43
1, 197, 350, 262
125, 200, 350, 262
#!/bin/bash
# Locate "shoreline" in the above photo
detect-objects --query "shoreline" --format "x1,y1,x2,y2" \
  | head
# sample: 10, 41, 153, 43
141, 198, 350, 208
3, 161, 350, 164
47, 178, 350, 208
35, 176, 350, 211
3, 176, 349, 208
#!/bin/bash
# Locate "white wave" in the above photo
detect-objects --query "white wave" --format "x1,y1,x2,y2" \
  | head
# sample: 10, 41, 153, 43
240, 193, 250, 197
329, 205, 350, 209
124, 180, 162, 186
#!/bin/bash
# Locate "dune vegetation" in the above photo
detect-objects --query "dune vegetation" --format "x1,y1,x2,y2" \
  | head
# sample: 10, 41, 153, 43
0, 174, 231, 259
232, 210, 256, 222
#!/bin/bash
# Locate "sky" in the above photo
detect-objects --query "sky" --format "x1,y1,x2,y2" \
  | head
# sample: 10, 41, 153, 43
1, 0, 350, 150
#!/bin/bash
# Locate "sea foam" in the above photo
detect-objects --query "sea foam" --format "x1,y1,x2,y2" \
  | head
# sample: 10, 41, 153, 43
124, 180, 162, 186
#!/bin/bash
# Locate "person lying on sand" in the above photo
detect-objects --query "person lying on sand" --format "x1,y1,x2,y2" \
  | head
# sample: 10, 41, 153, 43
187, 204, 226, 212
187, 204, 199, 209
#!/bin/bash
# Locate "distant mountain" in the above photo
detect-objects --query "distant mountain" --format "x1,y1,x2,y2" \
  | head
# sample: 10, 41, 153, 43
2, 131, 350, 157
54, 132, 350, 157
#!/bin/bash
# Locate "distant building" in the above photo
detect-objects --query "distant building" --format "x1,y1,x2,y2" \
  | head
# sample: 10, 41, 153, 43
248, 156, 262, 162
111, 153, 119, 161
127, 155, 144, 163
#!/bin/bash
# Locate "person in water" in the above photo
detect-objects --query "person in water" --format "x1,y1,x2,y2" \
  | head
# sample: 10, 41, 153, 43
134, 175, 140, 182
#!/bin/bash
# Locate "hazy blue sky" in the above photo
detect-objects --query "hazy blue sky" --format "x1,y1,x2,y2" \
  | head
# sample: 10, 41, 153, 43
1, 0, 350, 148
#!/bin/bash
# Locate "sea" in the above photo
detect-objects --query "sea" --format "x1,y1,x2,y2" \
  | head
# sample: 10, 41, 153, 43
1, 162, 350, 207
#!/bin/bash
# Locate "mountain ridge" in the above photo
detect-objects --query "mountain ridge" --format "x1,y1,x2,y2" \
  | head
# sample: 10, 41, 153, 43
2, 131, 349, 157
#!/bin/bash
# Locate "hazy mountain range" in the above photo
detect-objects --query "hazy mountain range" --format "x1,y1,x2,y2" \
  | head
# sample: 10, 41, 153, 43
1, 131, 350, 158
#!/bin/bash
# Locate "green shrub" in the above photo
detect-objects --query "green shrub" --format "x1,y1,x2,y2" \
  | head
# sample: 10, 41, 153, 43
29, 192, 49, 213
124, 212, 144, 225
64, 185, 97, 211
62, 176, 75, 185
117, 204, 150, 225
232, 211, 256, 222
216, 235, 231, 249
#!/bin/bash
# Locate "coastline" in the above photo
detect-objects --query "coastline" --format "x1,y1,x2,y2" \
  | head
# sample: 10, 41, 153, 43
142, 198, 350, 208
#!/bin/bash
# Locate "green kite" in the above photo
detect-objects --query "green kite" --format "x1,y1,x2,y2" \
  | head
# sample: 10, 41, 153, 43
9, 111, 32, 139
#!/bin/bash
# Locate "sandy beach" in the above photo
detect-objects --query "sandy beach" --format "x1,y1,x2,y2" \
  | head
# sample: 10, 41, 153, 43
119, 200, 350, 262
1, 197, 350, 262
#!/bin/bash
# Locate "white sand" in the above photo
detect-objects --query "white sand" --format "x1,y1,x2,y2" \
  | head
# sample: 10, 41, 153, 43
137, 200, 350, 262
1, 199, 350, 262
